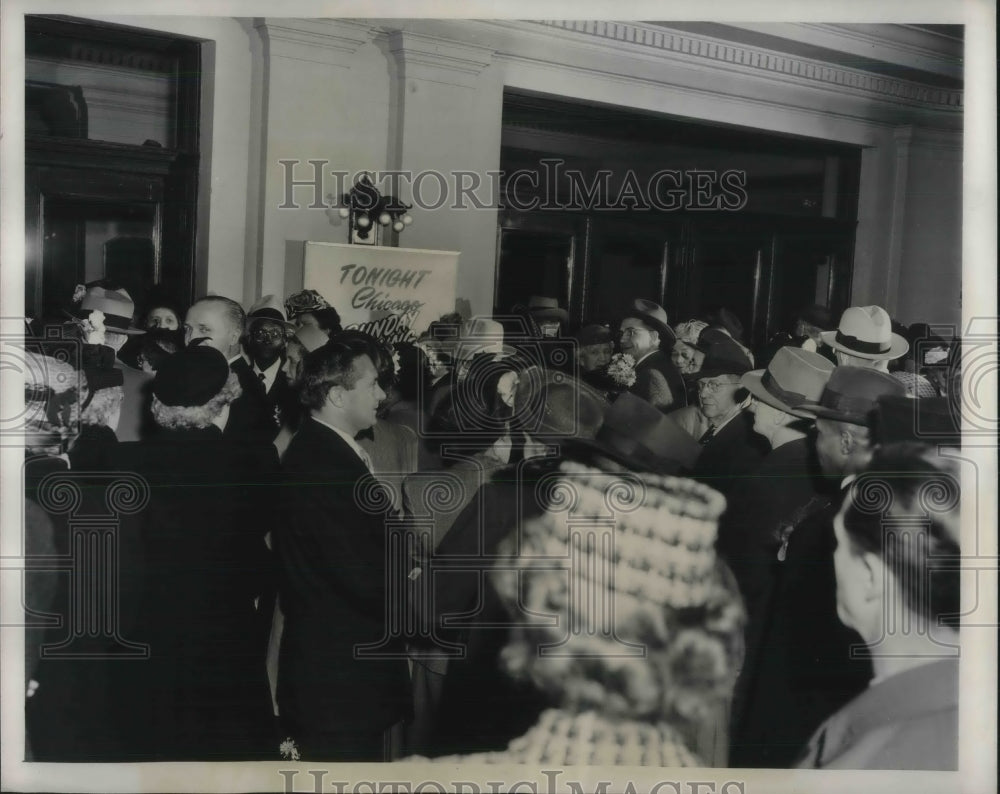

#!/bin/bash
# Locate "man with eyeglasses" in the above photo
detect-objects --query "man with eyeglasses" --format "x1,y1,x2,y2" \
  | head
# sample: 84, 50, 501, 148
686, 332, 767, 498
618, 299, 686, 412
246, 295, 297, 437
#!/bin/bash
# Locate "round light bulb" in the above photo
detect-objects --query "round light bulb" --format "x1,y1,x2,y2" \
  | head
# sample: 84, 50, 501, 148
338, 207, 350, 219
357, 214, 371, 228
402, 214, 413, 226
378, 212, 392, 226
392, 220, 404, 233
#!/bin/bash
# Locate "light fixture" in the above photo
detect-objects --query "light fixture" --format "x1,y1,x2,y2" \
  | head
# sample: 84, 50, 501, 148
336, 172, 413, 246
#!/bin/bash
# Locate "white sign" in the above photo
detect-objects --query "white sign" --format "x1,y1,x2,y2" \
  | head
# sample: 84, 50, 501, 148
303, 242, 459, 344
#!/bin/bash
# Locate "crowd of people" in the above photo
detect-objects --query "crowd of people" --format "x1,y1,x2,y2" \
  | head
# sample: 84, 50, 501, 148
21, 280, 963, 769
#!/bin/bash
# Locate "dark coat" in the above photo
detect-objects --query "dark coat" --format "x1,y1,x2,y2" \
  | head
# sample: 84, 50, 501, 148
729, 489, 872, 768
690, 410, 769, 499
413, 458, 558, 756
114, 426, 275, 761
629, 349, 687, 412
226, 357, 277, 440
795, 658, 958, 770
114, 359, 154, 442
275, 417, 412, 745
719, 438, 832, 736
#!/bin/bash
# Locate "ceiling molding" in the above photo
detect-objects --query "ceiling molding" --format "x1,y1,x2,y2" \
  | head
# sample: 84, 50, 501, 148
256, 19, 373, 69
386, 30, 495, 89
530, 20, 962, 111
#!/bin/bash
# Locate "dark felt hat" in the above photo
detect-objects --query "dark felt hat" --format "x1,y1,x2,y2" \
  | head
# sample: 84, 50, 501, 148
695, 334, 754, 379
624, 299, 675, 344
798, 366, 908, 426
567, 392, 702, 475
152, 344, 230, 407
574, 323, 614, 347
527, 295, 569, 323
873, 395, 961, 446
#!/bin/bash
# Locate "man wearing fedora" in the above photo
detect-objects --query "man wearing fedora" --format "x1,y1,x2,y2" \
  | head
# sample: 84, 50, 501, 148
687, 332, 767, 498
719, 347, 835, 748
618, 299, 686, 412
822, 305, 909, 372
69, 281, 151, 442
730, 366, 907, 767
525, 295, 568, 339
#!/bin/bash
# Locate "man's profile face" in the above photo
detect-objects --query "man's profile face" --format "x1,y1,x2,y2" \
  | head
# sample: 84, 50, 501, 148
619, 318, 657, 359
184, 301, 240, 355
814, 417, 846, 476
338, 355, 385, 433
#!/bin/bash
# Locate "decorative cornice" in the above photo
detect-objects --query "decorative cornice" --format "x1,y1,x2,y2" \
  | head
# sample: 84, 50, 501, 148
386, 30, 495, 89
531, 20, 963, 111
256, 19, 373, 69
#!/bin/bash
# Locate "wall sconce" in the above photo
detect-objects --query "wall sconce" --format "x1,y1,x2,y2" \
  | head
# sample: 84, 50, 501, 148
333, 172, 412, 246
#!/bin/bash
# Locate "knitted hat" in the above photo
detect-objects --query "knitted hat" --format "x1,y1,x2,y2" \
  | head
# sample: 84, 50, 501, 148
152, 345, 230, 407
496, 460, 725, 611
673, 320, 708, 346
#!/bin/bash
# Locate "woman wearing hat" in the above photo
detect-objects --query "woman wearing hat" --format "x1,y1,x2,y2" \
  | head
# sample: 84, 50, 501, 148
407, 462, 744, 766
116, 345, 274, 760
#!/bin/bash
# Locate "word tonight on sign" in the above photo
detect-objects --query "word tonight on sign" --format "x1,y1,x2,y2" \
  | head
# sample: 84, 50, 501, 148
339, 264, 433, 290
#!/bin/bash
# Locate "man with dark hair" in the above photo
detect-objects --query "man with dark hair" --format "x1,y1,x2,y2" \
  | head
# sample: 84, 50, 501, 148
274, 336, 411, 761
184, 296, 272, 438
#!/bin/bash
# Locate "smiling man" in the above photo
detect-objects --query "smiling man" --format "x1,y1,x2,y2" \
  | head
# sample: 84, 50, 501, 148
273, 335, 410, 762
618, 299, 686, 411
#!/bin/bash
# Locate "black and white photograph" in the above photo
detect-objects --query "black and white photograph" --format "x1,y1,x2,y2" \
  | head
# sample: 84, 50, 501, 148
0, 1, 995, 793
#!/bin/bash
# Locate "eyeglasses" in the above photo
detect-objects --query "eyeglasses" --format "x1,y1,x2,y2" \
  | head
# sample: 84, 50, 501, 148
251, 328, 284, 341
697, 378, 739, 394
619, 327, 648, 338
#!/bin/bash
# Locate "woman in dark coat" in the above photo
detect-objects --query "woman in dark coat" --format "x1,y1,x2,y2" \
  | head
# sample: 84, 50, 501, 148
117, 344, 274, 760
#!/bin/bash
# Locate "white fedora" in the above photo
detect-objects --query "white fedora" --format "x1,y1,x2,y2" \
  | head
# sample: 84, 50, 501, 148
820, 305, 909, 361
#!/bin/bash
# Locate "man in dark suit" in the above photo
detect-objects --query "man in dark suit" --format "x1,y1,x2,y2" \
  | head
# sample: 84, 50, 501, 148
245, 295, 295, 434
183, 295, 272, 439
688, 333, 768, 498
730, 366, 907, 767
275, 336, 412, 761
618, 299, 686, 412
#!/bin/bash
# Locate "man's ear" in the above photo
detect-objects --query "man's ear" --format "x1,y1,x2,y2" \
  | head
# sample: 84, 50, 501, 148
326, 385, 344, 409
649, 330, 660, 347
840, 427, 855, 456
858, 550, 884, 604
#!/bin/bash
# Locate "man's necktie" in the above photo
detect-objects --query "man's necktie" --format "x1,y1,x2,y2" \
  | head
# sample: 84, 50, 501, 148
698, 425, 717, 445
257, 371, 266, 382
